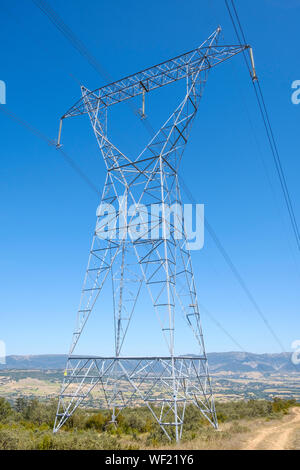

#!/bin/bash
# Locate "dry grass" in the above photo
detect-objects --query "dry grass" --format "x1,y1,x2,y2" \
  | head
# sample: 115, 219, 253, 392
153, 409, 300, 450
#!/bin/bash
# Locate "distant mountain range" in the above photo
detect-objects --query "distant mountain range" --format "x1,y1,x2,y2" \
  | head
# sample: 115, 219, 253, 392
0, 355, 67, 370
0, 352, 297, 374
207, 352, 296, 373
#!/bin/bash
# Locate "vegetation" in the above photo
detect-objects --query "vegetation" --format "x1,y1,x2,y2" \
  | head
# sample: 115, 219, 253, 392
0, 396, 297, 450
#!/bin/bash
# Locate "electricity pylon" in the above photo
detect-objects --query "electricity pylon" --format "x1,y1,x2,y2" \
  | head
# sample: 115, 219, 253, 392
53, 28, 248, 441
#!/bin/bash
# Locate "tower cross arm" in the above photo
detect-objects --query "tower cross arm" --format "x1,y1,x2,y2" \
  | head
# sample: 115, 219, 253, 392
62, 37, 248, 119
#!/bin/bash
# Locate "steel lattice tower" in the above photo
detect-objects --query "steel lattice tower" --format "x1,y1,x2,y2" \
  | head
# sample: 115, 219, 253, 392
53, 28, 248, 441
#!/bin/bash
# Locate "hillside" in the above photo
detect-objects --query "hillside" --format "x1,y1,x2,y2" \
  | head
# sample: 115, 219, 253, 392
0, 396, 299, 450
207, 352, 295, 373
0, 352, 296, 373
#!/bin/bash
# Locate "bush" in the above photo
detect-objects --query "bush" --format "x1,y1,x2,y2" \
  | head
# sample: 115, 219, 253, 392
272, 398, 296, 414
50, 431, 121, 450
85, 412, 108, 431
123, 413, 149, 433
0, 396, 297, 449
0, 430, 19, 450
37, 434, 54, 450
14, 398, 57, 427
215, 399, 273, 421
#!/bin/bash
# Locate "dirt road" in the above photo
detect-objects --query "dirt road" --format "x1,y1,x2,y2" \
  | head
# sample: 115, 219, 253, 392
242, 407, 300, 450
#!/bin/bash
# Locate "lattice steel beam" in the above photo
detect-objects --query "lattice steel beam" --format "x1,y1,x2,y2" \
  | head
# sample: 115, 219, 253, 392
61, 28, 248, 119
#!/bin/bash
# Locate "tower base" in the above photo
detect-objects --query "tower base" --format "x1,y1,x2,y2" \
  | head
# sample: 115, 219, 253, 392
54, 355, 218, 440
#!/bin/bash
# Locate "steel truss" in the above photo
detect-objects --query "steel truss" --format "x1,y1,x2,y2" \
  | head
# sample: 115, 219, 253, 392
54, 28, 247, 440
54, 356, 215, 440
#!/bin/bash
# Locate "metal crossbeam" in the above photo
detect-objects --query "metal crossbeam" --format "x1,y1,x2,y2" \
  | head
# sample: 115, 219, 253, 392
54, 356, 216, 438
62, 29, 247, 118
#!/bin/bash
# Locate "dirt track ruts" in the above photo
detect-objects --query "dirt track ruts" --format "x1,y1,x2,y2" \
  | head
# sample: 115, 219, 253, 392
242, 407, 300, 450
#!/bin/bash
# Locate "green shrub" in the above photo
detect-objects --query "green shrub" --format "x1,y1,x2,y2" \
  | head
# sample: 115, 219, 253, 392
0, 429, 19, 450
37, 434, 54, 450
215, 399, 273, 421
0, 396, 296, 449
85, 412, 108, 431
272, 398, 296, 414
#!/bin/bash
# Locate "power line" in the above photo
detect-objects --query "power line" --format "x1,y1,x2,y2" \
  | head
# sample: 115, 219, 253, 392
198, 302, 245, 352
32, 0, 156, 136
225, 0, 300, 251
179, 175, 286, 353
1, 103, 248, 353
32, 0, 111, 82
0, 106, 100, 195
228, 59, 300, 282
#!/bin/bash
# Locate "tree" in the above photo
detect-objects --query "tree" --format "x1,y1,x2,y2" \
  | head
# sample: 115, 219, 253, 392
0, 398, 12, 421
15, 397, 28, 414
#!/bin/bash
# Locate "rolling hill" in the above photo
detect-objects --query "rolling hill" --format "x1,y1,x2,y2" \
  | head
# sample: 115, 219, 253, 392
0, 352, 296, 373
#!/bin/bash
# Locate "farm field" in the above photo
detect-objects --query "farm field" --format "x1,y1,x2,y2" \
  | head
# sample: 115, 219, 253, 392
1, 369, 299, 404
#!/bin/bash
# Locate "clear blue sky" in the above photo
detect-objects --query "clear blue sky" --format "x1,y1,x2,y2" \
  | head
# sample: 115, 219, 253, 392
0, 0, 300, 356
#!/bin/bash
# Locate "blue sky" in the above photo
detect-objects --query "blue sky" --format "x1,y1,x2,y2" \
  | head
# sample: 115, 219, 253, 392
0, 0, 300, 356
